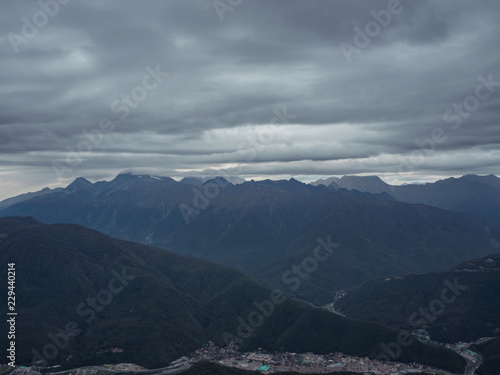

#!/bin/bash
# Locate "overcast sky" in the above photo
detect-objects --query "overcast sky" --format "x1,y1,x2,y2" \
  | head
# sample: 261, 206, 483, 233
1, 0, 500, 200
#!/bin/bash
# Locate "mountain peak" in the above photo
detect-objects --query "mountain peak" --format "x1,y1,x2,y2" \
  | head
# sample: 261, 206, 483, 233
202, 176, 231, 187
339, 175, 386, 183
181, 175, 245, 186
66, 177, 94, 191
310, 176, 340, 187
114, 172, 141, 181
459, 174, 500, 187
334, 175, 391, 194
112, 173, 173, 183
180, 177, 203, 186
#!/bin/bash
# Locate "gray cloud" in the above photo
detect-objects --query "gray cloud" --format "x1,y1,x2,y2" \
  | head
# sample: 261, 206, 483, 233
0, 0, 500, 200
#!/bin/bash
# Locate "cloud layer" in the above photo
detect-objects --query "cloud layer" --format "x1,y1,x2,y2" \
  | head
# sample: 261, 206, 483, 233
1, 0, 500, 199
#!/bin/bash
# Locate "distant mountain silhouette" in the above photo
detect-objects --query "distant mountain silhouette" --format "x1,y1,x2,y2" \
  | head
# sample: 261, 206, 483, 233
0, 186, 63, 209
312, 174, 500, 232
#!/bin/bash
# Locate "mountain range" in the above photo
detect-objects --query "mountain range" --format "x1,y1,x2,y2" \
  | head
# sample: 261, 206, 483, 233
1, 174, 499, 305
312, 174, 500, 233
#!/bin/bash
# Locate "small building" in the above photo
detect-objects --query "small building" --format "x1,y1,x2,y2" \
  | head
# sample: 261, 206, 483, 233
257, 365, 271, 372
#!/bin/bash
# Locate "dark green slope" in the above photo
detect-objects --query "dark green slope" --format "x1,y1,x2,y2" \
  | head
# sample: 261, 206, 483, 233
164, 191, 499, 305
0, 218, 211, 368
335, 253, 500, 375
336, 254, 500, 343
472, 337, 500, 375
0, 218, 465, 373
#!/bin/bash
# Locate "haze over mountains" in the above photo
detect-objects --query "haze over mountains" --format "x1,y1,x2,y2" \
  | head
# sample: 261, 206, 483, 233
1, 174, 499, 305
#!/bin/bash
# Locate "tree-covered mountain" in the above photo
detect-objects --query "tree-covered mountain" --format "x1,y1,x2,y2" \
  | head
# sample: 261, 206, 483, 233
336, 253, 500, 342
472, 337, 500, 375
335, 254, 500, 375
165, 184, 499, 304
0, 174, 499, 305
0, 217, 466, 372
